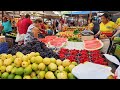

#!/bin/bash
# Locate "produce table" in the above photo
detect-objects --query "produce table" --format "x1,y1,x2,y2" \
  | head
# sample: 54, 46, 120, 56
67, 27, 85, 31
5, 35, 17, 48
64, 41, 117, 73
64, 41, 84, 50
1, 35, 118, 79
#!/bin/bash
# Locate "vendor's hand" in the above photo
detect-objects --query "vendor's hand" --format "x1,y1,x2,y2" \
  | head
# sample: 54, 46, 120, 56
95, 34, 99, 38
100, 34, 108, 39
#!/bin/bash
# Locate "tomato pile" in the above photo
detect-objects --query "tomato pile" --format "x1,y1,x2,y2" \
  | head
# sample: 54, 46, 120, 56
58, 49, 108, 65
90, 50, 108, 65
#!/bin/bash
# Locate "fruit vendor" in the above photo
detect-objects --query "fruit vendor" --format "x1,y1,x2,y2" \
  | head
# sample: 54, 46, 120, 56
24, 19, 42, 44
2, 15, 12, 35
95, 13, 118, 53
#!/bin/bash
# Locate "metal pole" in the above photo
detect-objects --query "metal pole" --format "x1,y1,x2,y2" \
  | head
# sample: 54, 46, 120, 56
2, 11, 4, 22
13, 11, 15, 18
43, 11, 44, 22
71, 11, 72, 17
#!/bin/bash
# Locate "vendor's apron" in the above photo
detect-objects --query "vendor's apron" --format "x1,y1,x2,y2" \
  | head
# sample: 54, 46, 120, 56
101, 39, 110, 54
100, 32, 113, 54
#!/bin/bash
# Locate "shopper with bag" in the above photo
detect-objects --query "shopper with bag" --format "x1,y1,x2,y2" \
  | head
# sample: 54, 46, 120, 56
95, 13, 117, 53
15, 14, 32, 45
15, 14, 25, 45
24, 19, 41, 44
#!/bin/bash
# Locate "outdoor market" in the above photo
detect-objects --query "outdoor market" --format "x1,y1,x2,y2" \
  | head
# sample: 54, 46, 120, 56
0, 11, 120, 79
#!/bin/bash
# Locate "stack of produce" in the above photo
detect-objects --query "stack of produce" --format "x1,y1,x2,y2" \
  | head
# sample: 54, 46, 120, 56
58, 49, 108, 65
7, 39, 59, 59
67, 27, 83, 31
113, 37, 120, 43
39, 36, 68, 48
57, 31, 81, 38
6, 33, 16, 38
0, 52, 77, 79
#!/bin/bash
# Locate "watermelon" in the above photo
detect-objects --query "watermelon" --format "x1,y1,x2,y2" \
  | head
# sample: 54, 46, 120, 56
38, 36, 68, 48
45, 36, 57, 40
83, 38, 104, 51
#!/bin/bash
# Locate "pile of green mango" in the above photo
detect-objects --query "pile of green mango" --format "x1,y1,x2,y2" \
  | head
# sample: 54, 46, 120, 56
113, 37, 120, 43
68, 37, 82, 42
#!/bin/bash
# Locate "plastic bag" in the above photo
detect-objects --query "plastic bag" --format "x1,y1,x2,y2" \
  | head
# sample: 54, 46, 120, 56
72, 62, 114, 79
15, 33, 25, 42
103, 54, 120, 79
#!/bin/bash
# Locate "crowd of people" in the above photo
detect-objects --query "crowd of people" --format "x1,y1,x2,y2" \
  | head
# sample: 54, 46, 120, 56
0, 14, 68, 45
0, 12, 120, 54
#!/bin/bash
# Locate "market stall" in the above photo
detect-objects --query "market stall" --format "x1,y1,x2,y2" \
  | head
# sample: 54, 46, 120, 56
0, 35, 118, 79
0, 11, 120, 79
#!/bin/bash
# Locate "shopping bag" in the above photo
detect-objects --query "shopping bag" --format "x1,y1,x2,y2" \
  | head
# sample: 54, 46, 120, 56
72, 62, 114, 79
15, 33, 25, 42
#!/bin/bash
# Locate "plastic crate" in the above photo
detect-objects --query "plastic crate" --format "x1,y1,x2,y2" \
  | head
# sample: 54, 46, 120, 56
0, 42, 8, 54
6, 38, 14, 48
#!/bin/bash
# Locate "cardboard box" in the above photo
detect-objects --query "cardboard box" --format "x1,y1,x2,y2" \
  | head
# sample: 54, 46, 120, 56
0, 36, 6, 43
6, 38, 14, 48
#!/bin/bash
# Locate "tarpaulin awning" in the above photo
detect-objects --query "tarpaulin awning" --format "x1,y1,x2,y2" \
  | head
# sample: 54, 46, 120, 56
64, 11, 99, 15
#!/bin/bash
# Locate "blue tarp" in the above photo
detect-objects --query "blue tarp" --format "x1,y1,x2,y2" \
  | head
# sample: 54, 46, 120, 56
66, 11, 100, 15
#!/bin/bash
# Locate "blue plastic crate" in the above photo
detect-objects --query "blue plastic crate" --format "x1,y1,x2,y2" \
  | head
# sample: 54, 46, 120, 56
0, 42, 8, 54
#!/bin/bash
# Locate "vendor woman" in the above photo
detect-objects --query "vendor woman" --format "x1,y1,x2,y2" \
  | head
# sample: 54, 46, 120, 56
95, 13, 117, 53
24, 19, 42, 44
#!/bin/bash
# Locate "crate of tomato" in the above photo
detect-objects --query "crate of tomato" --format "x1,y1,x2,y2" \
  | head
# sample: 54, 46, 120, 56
58, 49, 116, 73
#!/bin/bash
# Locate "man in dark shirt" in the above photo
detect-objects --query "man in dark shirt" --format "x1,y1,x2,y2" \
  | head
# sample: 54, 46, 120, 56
92, 19, 100, 35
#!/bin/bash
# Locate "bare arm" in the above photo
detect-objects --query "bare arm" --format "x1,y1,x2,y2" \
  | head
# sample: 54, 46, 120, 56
32, 27, 40, 38
112, 29, 120, 37
89, 11, 92, 20
95, 30, 101, 37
